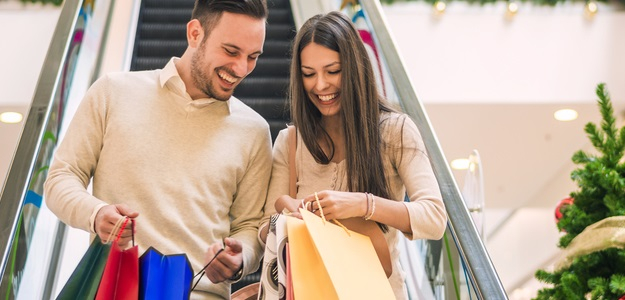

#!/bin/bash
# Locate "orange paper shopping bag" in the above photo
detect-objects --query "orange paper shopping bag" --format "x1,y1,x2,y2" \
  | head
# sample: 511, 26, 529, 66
287, 209, 394, 300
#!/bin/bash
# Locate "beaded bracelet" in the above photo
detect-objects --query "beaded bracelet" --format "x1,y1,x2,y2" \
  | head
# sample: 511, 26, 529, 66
363, 193, 370, 219
365, 194, 376, 221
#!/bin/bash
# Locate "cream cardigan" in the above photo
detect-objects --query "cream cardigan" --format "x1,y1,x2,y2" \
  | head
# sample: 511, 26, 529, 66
262, 112, 447, 300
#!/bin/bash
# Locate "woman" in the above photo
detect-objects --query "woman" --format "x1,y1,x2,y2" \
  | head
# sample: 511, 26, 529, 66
260, 11, 447, 299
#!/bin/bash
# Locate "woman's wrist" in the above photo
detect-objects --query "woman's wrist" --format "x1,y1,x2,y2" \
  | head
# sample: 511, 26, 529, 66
362, 192, 370, 218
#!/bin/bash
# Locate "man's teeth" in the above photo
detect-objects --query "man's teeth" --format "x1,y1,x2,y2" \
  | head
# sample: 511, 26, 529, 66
219, 71, 236, 84
318, 93, 337, 101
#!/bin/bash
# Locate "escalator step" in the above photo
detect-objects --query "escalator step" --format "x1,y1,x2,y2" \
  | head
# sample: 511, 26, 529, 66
139, 23, 186, 39
135, 40, 187, 58
268, 0, 290, 8
262, 41, 292, 58
143, 0, 195, 8
142, 8, 191, 23
252, 58, 290, 77
142, 6, 291, 24
268, 8, 293, 24
234, 77, 289, 98
133, 57, 170, 71
137, 24, 293, 42
267, 24, 295, 40
238, 97, 289, 119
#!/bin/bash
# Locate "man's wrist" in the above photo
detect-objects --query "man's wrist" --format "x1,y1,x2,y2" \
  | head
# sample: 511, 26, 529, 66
229, 264, 244, 281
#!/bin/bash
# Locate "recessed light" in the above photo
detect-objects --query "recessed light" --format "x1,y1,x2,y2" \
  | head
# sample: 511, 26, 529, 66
451, 158, 470, 170
0, 112, 23, 124
554, 109, 578, 122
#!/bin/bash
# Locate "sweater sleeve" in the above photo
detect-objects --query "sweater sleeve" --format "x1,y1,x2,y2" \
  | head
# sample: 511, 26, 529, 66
259, 129, 291, 234
44, 76, 110, 233
228, 122, 273, 275
393, 116, 448, 240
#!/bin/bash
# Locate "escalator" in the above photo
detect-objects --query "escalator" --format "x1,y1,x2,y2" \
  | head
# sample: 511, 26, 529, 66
0, 0, 507, 299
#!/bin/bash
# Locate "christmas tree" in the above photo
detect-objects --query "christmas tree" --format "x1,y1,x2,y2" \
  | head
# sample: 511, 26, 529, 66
534, 83, 625, 299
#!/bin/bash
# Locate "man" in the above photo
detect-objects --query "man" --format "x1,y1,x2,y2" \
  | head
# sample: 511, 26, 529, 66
44, 0, 271, 298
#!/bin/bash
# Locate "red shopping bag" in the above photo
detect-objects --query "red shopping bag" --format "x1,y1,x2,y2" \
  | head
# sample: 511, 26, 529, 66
95, 217, 139, 300
286, 243, 293, 300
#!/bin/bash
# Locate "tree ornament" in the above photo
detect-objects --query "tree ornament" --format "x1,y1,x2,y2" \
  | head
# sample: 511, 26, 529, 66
554, 197, 574, 224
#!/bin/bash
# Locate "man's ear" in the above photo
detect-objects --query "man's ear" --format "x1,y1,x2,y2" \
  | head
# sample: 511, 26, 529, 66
187, 19, 203, 48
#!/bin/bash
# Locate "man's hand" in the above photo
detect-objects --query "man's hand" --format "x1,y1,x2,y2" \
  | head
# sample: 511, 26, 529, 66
203, 237, 244, 283
94, 204, 139, 247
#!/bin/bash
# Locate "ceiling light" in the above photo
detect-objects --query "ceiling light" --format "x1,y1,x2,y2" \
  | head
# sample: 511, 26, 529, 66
0, 112, 23, 124
585, 0, 598, 16
506, 1, 519, 16
554, 109, 578, 121
433, 0, 446, 14
451, 158, 470, 170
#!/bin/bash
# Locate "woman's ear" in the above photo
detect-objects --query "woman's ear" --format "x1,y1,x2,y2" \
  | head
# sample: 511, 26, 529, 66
187, 19, 203, 48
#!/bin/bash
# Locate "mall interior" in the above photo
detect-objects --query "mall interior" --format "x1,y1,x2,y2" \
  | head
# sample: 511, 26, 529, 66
0, 0, 624, 299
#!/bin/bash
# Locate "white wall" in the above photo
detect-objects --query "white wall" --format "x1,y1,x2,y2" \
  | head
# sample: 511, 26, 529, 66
0, 3, 60, 188
383, 2, 625, 106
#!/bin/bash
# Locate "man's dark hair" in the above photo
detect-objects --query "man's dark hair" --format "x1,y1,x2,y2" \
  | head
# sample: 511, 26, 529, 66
191, 0, 268, 40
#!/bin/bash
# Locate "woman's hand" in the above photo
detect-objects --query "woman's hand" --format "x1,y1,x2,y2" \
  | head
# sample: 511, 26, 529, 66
302, 190, 367, 221
274, 195, 303, 218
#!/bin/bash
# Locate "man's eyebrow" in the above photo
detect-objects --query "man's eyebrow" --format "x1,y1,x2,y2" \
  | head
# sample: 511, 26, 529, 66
222, 43, 263, 56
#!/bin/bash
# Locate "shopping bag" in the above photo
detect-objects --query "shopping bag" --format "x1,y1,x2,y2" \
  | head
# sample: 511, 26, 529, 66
95, 218, 139, 300
287, 209, 394, 300
55, 236, 111, 300
258, 213, 289, 300
285, 243, 293, 300
139, 247, 193, 300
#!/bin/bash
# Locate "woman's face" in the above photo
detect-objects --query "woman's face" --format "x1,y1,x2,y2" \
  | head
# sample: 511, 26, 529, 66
300, 42, 342, 119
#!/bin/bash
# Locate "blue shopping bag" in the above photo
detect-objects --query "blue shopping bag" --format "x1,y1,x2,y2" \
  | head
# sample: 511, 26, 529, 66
139, 247, 193, 300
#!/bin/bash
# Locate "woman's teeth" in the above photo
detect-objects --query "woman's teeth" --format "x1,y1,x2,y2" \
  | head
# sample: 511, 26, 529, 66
318, 93, 337, 102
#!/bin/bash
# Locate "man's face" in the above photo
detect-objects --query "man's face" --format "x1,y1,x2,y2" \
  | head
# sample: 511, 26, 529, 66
191, 12, 265, 101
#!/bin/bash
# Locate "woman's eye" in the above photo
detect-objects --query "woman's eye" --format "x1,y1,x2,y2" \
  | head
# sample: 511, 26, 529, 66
302, 73, 314, 78
329, 70, 341, 75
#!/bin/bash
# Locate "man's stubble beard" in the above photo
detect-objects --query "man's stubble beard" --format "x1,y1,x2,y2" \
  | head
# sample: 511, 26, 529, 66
190, 43, 232, 101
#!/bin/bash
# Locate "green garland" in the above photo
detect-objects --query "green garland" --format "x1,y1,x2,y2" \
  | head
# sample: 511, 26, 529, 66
20, 0, 63, 6
380, 0, 625, 7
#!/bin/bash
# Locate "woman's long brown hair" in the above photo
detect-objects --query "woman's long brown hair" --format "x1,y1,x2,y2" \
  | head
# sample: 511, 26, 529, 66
289, 12, 400, 231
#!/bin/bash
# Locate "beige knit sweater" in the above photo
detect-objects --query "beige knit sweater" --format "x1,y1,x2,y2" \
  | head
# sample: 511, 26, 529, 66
45, 58, 273, 299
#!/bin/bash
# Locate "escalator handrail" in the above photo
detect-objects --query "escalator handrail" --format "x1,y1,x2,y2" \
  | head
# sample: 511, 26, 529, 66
0, 0, 85, 281
357, 0, 508, 299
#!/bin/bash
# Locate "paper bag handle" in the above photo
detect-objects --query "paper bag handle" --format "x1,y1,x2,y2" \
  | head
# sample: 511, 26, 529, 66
314, 192, 350, 236
104, 217, 132, 245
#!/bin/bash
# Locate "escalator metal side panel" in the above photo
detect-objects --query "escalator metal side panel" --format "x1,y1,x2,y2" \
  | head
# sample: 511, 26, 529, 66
0, 0, 88, 295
